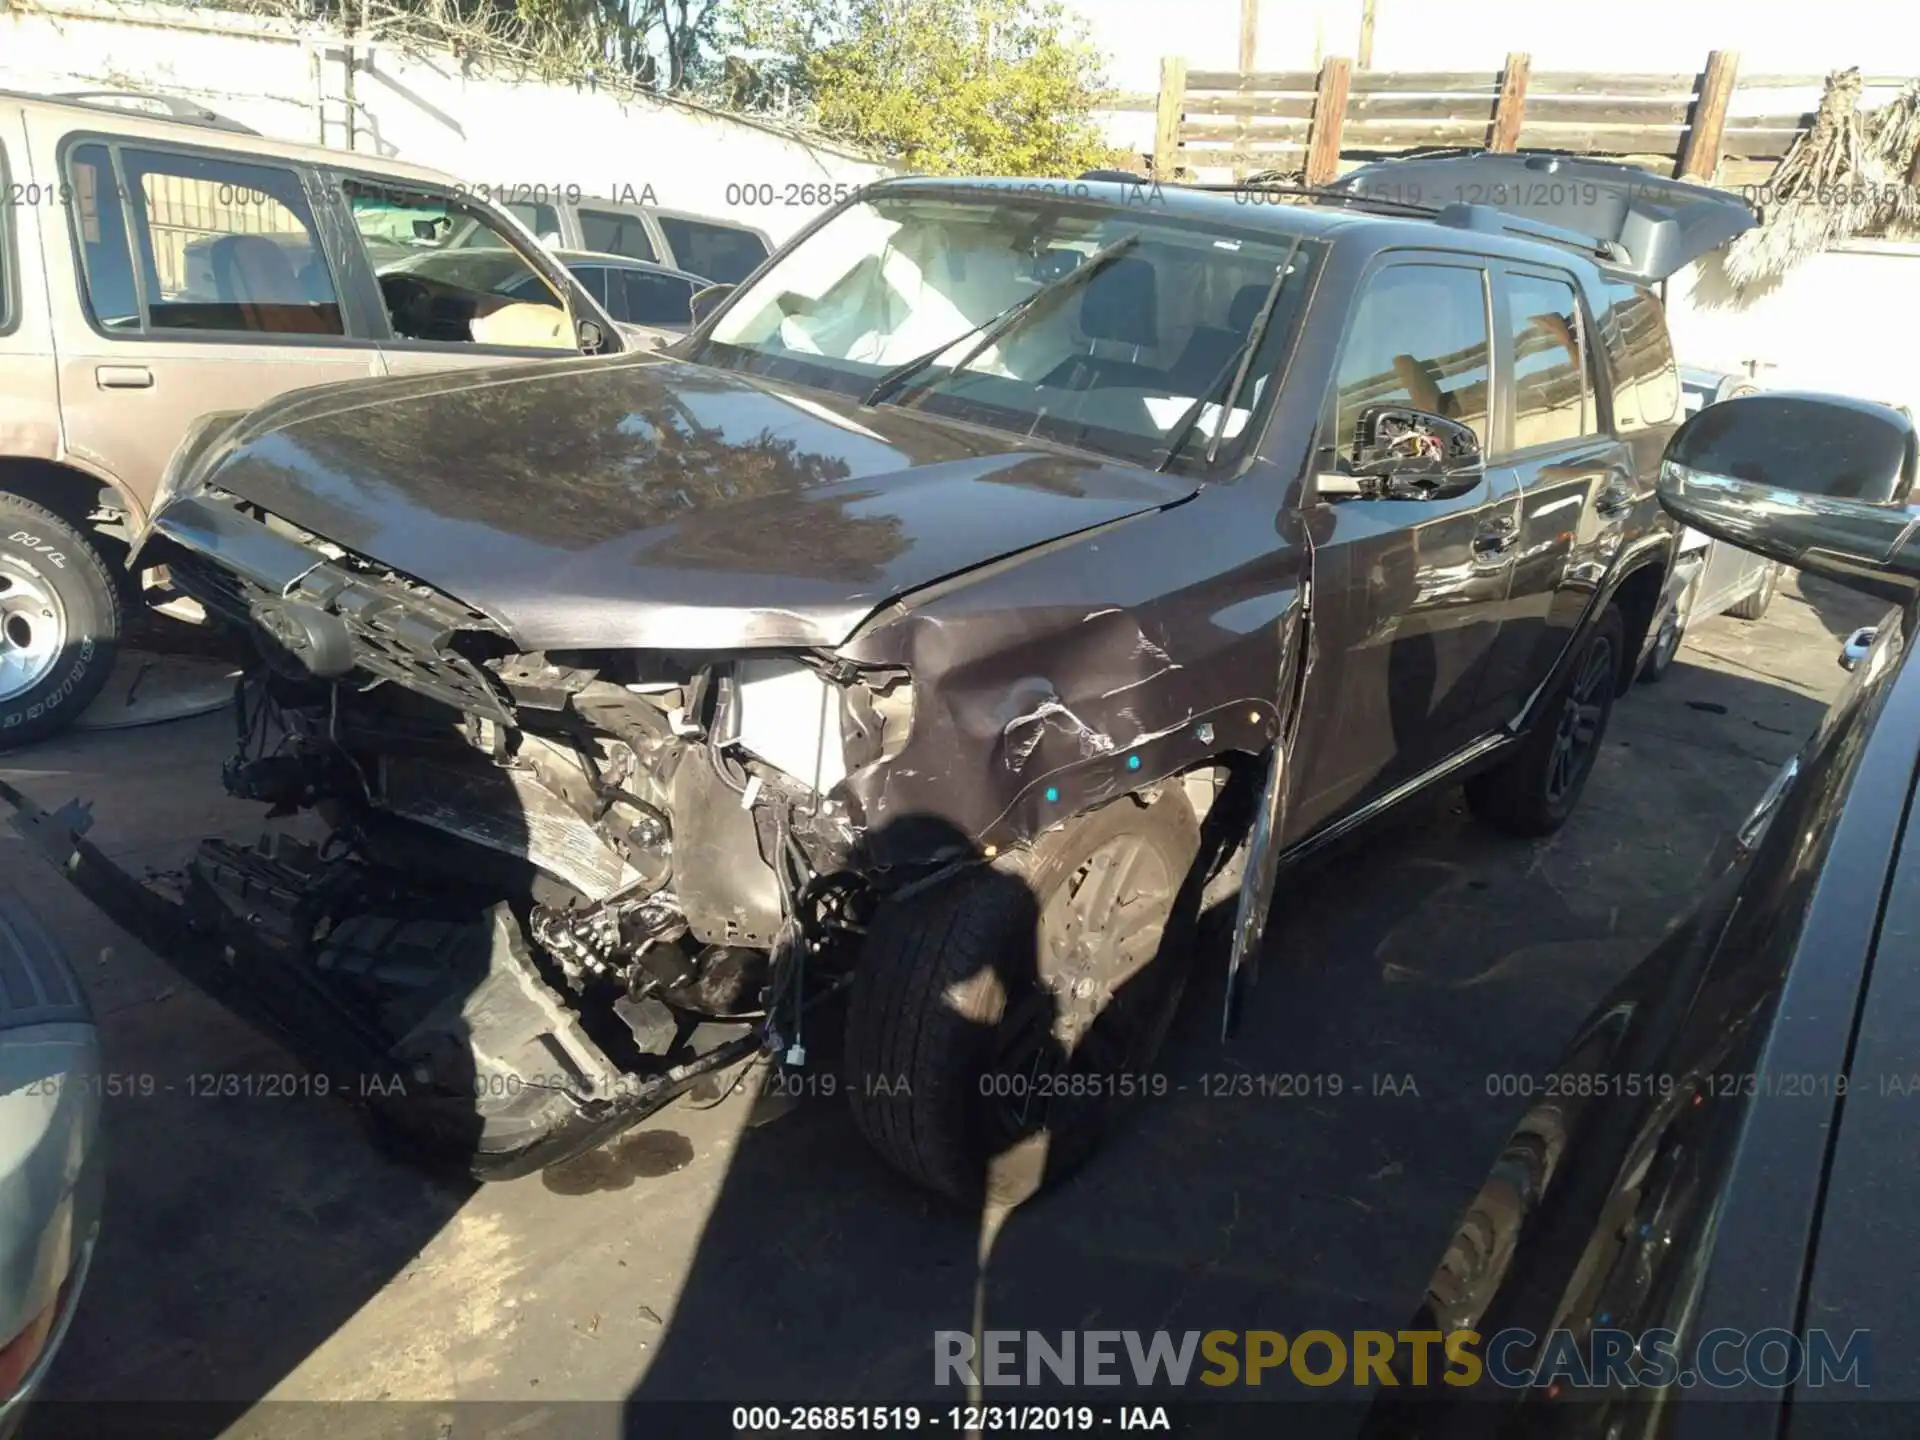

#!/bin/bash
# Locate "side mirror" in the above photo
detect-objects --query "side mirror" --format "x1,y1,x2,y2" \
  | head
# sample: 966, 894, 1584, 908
576, 318, 606, 355
1841, 626, 1878, 671
689, 283, 736, 327
1348, 405, 1485, 500
1658, 392, 1920, 604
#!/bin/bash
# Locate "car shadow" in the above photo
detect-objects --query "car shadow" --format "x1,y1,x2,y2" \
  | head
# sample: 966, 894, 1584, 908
1789, 571, 1894, 646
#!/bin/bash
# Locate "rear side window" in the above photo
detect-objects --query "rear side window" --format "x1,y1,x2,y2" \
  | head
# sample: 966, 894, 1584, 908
0, 140, 14, 335
1334, 262, 1492, 452
1503, 271, 1595, 449
615, 269, 696, 326
1601, 282, 1680, 432
69, 144, 343, 337
578, 207, 658, 263
656, 216, 768, 285
67, 145, 141, 330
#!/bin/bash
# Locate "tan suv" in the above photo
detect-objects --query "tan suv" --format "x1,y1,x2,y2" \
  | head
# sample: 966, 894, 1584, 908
0, 89, 627, 746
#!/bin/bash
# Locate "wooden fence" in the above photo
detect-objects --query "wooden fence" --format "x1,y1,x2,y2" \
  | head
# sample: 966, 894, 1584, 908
1108, 51, 1918, 187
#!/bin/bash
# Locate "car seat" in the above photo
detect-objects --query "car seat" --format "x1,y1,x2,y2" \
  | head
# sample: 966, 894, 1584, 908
209, 235, 337, 335
1165, 281, 1273, 395
1039, 257, 1164, 392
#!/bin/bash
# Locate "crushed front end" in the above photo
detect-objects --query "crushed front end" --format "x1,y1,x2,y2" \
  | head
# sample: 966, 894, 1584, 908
132, 490, 918, 1178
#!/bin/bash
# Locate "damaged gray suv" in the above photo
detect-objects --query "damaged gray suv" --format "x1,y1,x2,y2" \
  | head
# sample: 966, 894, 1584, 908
36, 156, 1757, 1205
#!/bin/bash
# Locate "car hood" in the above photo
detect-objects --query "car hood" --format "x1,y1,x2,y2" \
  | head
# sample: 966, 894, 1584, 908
176, 353, 1199, 651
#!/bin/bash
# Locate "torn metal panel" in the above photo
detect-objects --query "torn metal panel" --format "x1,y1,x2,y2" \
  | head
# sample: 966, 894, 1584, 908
836, 482, 1314, 856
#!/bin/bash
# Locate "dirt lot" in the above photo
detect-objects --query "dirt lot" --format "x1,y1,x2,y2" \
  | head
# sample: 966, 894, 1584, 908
0, 572, 1886, 1439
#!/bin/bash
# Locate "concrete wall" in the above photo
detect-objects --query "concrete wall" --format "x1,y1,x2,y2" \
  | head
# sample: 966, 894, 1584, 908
1666, 242, 1920, 416
1, 0, 892, 244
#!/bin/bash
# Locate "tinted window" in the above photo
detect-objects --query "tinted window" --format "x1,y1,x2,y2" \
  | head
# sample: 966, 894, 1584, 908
616, 270, 695, 326
1504, 272, 1592, 449
1335, 264, 1491, 453
656, 216, 767, 284
578, 207, 658, 263
67, 145, 142, 331
1602, 282, 1680, 432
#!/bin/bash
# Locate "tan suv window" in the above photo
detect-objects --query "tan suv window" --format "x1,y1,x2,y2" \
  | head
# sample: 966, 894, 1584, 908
344, 179, 573, 350
108, 147, 343, 336
0, 140, 14, 335
1505, 272, 1593, 450
578, 207, 658, 263
67, 145, 142, 331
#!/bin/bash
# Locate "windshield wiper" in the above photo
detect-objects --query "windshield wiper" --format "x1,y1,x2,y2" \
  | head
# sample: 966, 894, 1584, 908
1155, 239, 1302, 472
863, 231, 1141, 408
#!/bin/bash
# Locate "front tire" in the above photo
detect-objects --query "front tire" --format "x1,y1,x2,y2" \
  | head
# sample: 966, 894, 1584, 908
1726, 562, 1780, 621
1466, 604, 1625, 838
0, 497, 122, 749
844, 790, 1201, 1207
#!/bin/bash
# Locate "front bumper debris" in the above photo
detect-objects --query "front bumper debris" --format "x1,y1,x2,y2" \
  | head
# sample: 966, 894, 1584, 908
0, 778, 760, 1180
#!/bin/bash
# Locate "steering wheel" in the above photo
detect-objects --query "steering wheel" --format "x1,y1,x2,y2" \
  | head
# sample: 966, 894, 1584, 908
378, 274, 435, 338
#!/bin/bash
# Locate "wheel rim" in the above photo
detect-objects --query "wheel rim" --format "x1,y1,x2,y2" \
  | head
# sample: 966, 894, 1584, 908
988, 832, 1176, 1136
1546, 635, 1614, 805
0, 555, 68, 703
1651, 608, 1680, 668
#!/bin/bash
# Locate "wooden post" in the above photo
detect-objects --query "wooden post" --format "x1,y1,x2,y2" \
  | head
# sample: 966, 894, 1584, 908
1305, 56, 1351, 187
1154, 56, 1189, 182
1678, 49, 1739, 181
1357, 0, 1377, 69
1489, 51, 1531, 152
1233, 3, 1258, 180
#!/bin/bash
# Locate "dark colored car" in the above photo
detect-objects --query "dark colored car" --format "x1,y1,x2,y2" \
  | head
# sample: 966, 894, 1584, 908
26, 156, 1760, 1206
1366, 392, 1920, 1436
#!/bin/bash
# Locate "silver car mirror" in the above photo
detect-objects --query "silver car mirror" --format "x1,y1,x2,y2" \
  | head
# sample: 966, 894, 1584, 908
1657, 392, 1920, 604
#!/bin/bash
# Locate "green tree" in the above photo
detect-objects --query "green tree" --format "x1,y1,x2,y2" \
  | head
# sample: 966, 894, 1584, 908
801, 0, 1125, 176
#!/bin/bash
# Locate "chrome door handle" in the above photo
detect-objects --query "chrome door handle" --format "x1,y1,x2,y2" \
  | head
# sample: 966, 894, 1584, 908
96, 365, 154, 390
1474, 515, 1519, 559
1595, 474, 1637, 517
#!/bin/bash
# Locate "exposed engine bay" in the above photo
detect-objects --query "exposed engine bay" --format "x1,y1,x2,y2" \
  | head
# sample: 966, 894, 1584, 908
153, 506, 931, 1176
180, 643, 911, 1175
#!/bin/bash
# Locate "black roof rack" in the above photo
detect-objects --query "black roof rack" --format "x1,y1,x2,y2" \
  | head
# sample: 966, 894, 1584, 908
1430, 202, 1625, 262
49, 90, 260, 136
1179, 180, 1441, 218
1175, 173, 1628, 263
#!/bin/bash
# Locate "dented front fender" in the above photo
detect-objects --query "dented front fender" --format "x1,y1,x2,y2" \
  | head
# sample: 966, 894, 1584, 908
833, 482, 1314, 1005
